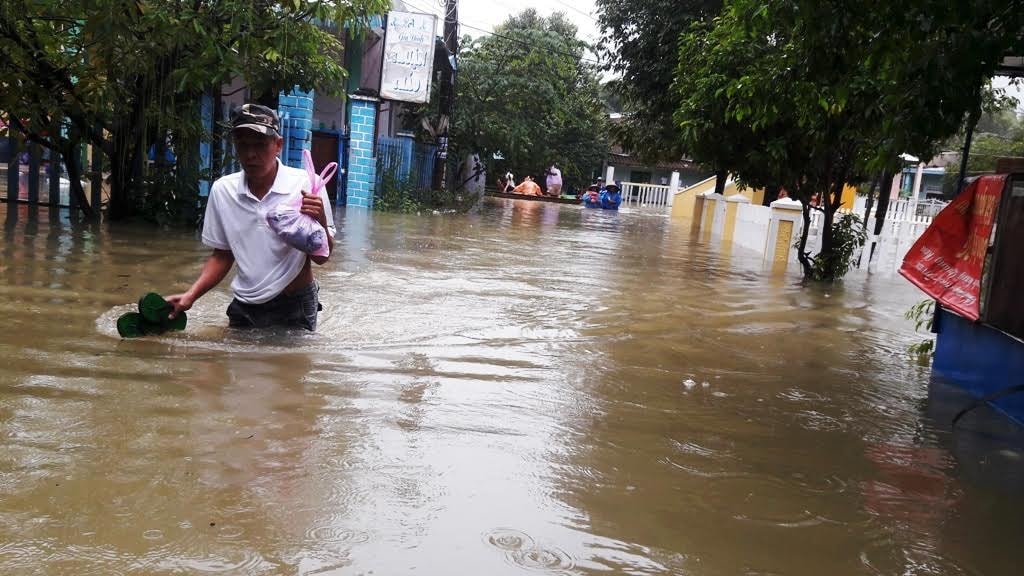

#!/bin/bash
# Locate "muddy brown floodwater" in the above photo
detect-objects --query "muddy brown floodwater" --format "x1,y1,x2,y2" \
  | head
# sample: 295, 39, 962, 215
1, 199, 1023, 576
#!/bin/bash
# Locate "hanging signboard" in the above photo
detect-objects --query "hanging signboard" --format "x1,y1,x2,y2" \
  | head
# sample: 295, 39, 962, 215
899, 175, 1006, 321
380, 11, 437, 104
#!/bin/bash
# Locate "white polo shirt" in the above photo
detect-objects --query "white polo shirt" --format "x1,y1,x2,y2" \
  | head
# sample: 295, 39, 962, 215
201, 160, 336, 304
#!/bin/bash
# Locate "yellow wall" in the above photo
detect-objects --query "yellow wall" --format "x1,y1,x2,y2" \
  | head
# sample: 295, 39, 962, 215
676, 177, 851, 215
671, 176, 716, 222
690, 196, 705, 233
671, 187, 699, 221
671, 175, 771, 222
840, 184, 856, 211
701, 199, 715, 241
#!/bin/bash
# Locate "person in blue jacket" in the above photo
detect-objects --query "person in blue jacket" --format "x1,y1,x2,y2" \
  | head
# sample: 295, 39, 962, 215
599, 183, 622, 210
582, 183, 602, 208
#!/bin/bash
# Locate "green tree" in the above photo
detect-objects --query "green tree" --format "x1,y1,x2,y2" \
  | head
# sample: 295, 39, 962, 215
0, 0, 387, 222
674, 0, 1024, 281
440, 9, 608, 190
594, 0, 721, 164
942, 102, 1024, 195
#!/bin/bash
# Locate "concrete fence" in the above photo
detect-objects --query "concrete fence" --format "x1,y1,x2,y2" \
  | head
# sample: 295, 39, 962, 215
682, 187, 941, 274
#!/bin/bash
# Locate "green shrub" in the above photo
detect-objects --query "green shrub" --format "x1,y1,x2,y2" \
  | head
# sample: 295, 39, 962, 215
801, 213, 868, 281
905, 299, 935, 364
373, 164, 480, 213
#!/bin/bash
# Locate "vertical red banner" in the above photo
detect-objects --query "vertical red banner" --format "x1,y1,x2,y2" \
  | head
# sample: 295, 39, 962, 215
899, 175, 1006, 321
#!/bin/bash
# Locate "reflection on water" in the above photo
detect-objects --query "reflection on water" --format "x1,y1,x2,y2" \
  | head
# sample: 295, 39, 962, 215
1, 200, 1023, 575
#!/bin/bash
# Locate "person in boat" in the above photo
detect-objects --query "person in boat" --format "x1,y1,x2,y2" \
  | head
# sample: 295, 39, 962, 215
498, 171, 516, 193
600, 183, 622, 210
512, 175, 544, 196
165, 104, 335, 331
545, 163, 563, 197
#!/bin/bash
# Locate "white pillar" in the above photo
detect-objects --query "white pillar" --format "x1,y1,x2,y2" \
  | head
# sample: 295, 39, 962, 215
700, 191, 727, 238
667, 171, 680, 208
766, 197, 804, 266
605, 165, 615, 185
910, 162, 924, 217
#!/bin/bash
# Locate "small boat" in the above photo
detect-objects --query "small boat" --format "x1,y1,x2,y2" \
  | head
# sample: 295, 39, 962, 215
486, 190, 581, 204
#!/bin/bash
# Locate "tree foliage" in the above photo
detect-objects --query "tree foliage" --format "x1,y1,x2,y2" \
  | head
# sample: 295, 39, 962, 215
942, 100, 1024, 195
0, 0, 387, 222
442, 9, 608, 189
673, 0, 1024, 281
595, 0, 721, 163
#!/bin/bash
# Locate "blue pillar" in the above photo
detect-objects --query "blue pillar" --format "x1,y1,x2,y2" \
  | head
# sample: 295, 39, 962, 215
277, 86, 315, 169
345, 95, 378, 208
199, 94, 213, 198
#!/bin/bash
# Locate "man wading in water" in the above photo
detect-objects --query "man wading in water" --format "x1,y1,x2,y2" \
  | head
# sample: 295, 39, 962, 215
166, 104, 336, 331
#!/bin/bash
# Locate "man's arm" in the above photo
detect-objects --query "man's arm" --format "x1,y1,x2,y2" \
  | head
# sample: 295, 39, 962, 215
166, 249, 235, 318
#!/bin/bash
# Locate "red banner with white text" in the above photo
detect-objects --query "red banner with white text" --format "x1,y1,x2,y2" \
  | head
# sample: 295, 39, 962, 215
899, 175, 1006, 321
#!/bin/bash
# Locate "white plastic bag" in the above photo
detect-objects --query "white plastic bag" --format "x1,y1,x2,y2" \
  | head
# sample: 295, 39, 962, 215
266, 149, 336, 258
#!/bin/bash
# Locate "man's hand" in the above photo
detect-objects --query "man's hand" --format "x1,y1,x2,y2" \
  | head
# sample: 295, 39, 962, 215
166, 293, 195, 320
301, 192, 328, 229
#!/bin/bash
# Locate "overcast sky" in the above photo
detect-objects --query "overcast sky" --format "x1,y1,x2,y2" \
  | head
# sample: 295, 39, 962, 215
397, 0, 602, 45
395, 0, 1022, 112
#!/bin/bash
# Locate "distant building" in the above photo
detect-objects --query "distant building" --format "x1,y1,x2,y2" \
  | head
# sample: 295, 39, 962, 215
604, 113, 711, 187
899, 165, 946, 200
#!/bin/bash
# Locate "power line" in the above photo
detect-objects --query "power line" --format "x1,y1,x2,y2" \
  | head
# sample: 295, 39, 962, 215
399, 0, 602, 65
551, 0, 599, 23
458, 21, 602, 66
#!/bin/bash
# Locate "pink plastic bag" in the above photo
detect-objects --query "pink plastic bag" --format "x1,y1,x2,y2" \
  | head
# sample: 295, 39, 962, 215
266, 149, 336, 258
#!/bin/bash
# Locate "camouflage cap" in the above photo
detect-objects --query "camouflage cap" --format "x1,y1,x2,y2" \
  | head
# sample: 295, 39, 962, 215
230, 103, 281, 137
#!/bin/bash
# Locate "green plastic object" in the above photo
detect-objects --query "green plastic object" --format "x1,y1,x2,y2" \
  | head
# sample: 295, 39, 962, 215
138, 292, 170, 324
167, 312, 187, 331
116, 312, 147, 338
116, 293, 187, 338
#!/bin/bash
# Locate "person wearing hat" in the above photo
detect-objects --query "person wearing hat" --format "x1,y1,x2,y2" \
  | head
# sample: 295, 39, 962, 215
165, 103, 336, 331
599, 182, 622, 210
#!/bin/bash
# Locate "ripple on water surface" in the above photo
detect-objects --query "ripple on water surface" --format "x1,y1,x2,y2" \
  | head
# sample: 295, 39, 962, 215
484, 528, 576, 573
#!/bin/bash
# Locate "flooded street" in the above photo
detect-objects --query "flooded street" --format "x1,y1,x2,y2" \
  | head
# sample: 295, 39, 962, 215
1, 199, 1023, 576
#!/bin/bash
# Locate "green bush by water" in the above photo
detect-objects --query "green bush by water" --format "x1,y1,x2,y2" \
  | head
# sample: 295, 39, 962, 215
905, 299, 935, 365
374, 166, 481, 214
799, 213, 868, 282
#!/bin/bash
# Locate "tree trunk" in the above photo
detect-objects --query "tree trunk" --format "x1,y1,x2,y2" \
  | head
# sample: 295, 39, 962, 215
872, 169, 892, 237
796, 199, 813, 278
819, 205, 836, 279
817, 178, 846, 280
856, 172, 882, 266
108, 125, 135, 220
108, 86, 149, 220
59, 137, 96, 220
713, 169, 727, 196
862, 173, 880, 230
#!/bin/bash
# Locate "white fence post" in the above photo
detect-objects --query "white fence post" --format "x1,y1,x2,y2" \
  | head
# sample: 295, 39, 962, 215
668, 171, 680, 208
910, 162, 924, 218
697, 191, 726, 239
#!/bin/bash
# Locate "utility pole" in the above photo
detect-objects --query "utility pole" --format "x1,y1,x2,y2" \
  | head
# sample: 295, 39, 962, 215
432, 0, 458, 191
